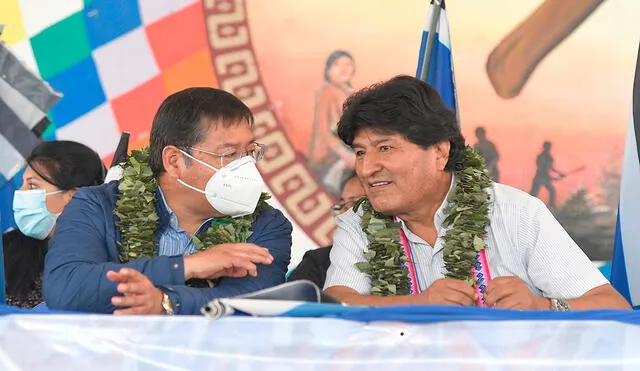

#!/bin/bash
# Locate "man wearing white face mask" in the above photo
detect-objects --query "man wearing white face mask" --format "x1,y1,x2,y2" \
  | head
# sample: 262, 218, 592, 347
44, 88, 293, 315
176, 150, 266, 218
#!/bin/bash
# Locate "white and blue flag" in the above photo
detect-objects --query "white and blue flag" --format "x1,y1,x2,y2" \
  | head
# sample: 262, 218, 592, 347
0, 41, 61, 232
415, 0, 457, 112
611, 43, 640, 308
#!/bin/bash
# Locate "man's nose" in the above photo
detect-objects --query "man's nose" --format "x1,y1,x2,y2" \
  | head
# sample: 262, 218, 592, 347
358, 152, 382, 179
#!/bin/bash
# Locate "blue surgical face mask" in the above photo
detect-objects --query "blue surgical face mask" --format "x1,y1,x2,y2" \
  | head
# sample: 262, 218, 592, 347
13, 189, 63, 240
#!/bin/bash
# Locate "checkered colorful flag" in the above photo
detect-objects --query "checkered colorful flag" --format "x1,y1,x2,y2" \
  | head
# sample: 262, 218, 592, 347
0, 0, 211, 231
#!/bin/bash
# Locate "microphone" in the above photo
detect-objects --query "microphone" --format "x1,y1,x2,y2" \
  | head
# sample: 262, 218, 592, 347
104, 132, 130, 183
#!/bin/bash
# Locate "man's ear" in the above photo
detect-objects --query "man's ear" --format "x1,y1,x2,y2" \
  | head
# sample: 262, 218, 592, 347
162, 146, 186, 178
434, 141, 451, 170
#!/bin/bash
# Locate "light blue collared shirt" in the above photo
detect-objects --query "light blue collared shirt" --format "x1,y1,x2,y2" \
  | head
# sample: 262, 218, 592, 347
156, 187, 212, 257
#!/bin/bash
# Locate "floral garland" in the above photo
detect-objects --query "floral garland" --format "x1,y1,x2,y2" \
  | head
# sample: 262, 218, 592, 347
354, 146, 492, 296
114, 148, 270, 268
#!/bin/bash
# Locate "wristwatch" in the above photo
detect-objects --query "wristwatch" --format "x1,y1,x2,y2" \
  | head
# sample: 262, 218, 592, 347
550, 298, 571, 311
161, 291, 175, 315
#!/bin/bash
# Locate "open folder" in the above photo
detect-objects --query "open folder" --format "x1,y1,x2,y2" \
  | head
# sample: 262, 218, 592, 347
200, 280, 355, 319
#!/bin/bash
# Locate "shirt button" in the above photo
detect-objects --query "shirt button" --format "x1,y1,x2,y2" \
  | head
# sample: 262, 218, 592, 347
173, 264, 179, 269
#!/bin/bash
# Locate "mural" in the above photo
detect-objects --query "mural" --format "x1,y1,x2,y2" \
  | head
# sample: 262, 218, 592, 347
448, 0, 638, 260
1, 0, 638, 266
246, 0, 638, 261
308, 50, 356, 198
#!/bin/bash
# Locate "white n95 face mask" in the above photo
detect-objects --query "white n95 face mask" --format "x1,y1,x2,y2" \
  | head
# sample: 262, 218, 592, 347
178, 150, 265, 218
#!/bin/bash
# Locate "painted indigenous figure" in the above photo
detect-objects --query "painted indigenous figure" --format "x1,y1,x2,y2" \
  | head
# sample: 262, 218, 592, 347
308, 50, 356, 198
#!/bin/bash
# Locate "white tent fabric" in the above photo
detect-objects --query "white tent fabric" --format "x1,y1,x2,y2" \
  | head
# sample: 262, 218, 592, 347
0, 315, 638, 370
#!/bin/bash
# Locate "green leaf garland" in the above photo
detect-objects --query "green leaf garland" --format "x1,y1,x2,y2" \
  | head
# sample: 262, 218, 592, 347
353, 197, 411, 296
442, 148, 492, 285
115, 149, 159, 261
354, 146, 491, 296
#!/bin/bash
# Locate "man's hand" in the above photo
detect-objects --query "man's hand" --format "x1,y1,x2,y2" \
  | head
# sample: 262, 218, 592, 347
420, 278, 476, 306
183, 243, 274, 281
484, 276, 550, 310
107, 268, 164, 315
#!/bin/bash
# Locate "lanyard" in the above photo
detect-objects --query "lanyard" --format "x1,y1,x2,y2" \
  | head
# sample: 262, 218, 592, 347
471, 249, 491, 307
395, 218, 492, 306
396, 218, 420, 294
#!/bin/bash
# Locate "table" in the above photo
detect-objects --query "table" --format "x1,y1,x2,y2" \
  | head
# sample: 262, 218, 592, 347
1, 313, 639, 370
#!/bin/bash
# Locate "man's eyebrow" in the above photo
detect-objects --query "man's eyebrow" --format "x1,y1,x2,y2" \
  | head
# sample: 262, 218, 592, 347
370, 138, 394, 146
352, 138, 394, 149
215, 139, 256, 150
216, 142, 239, 149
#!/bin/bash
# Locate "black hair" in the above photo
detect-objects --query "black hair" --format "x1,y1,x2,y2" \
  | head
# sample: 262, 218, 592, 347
337, 75, 465, 171
4, 140, 105, 304
149, 87, 254, 176
2, 230, 46, 303
27, 140, 106, 189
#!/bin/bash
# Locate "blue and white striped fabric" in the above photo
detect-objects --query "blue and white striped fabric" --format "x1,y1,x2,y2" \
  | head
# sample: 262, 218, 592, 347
611, 43, 640, 308
0, 42, 61, 232
415, 0, 456, 112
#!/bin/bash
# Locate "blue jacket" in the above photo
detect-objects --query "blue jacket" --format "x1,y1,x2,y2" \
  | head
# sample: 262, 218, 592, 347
44, 182, 292, 314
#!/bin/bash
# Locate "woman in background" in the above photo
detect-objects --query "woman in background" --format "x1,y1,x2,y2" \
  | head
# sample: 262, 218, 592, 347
308, 50, 357, 198
2, 141, 105, 308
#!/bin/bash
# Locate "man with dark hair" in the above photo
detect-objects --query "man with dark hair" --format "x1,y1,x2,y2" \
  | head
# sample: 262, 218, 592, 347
44, 88, 292, 315
474, 126, 500, 181
324, 76, 629, 310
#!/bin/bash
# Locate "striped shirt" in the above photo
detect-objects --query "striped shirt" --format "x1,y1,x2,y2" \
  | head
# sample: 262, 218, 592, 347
325, 181, 608, 299
156, 188, 212, 257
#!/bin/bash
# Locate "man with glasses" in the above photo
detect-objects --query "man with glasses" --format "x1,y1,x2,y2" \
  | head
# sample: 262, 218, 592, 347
44, 88, 292, 315
288, 173, 364, 288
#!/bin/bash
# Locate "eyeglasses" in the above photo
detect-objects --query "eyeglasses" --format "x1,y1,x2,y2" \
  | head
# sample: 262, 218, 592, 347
186, 142, 267, 167
332, 199, 357, 216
